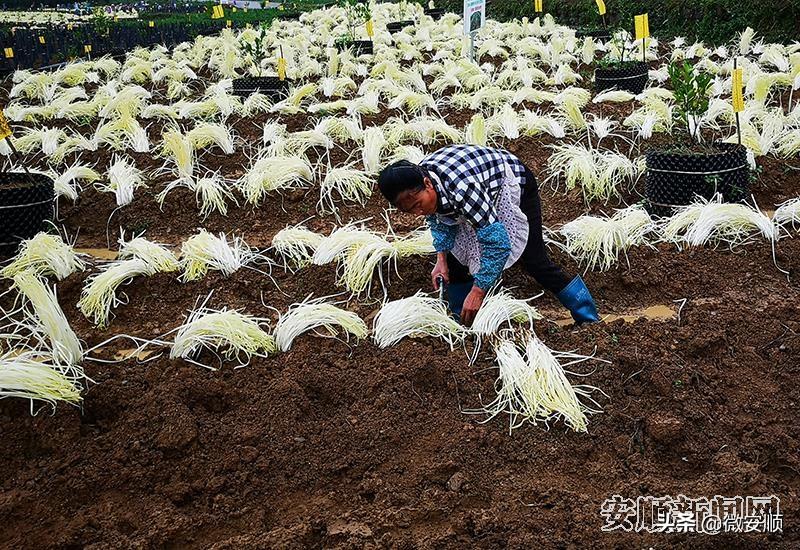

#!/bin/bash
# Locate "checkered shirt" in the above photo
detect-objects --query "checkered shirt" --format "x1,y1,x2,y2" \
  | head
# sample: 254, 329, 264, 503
419, 145, 526, 228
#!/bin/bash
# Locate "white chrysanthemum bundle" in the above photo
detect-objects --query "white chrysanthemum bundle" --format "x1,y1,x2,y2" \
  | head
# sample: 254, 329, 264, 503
170, 300, 277, 369
238, 155, 313, 205
179, 230, 260, 282
559, 205, 654, 271
0, 350, 83, 408
273, 296, 368, 352
319, 166, 373, 213
157, 172, 237, 218
1, 232, 84, 281
471, 287, 543, 337
372, 292, 467, 349
97, 156, 146, 207
10, 271, 84, 366
658, 195, 776, 249
476, 334, 603, 433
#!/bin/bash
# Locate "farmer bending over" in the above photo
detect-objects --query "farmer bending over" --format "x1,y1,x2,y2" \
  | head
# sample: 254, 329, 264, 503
378, 144, 599, 326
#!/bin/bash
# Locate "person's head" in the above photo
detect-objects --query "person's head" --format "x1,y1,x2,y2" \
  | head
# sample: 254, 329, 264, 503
377, 160, 438, 216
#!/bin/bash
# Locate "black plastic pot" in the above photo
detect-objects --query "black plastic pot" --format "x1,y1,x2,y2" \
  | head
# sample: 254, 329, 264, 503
231, 76, 291, 99
645, 142, 750, 217
576, 28, 611, 41
594, 61, 649, 94
424, 8, 446, 20
0, 172, 54, 257
387, 20, 415, 33
336, 40, 374, 56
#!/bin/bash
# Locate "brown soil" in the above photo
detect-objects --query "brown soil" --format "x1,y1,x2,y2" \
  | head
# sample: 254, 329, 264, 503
2, 58, 800, 549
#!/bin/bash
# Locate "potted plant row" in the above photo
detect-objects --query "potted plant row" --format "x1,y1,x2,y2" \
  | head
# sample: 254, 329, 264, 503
575, 1, 611, 41
594, 30, 649, 94
387, 0, 415, 33
0, 171, 54, 257
645, 61, 749, 217
424, 0, 445, 20
335, 0, 373, 55
232, 22, 290, 100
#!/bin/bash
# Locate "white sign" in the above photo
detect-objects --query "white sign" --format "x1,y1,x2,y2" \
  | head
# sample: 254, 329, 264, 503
463, 0, 485, 35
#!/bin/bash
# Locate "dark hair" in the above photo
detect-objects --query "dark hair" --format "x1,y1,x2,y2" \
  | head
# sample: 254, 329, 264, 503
377, 160, 426, 205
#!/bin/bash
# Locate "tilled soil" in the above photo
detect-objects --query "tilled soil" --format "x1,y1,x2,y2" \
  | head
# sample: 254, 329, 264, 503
2, 70, 800, 548
2, 172, 799, 547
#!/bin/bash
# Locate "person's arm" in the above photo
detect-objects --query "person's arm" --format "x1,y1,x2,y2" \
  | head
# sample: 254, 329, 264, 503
426, 215, 457, 253
426, 215, 457, 289
473, 222, 512, 291
452, 179, 512, 325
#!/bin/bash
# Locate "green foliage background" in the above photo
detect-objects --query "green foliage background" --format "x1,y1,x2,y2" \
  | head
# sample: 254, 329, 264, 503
434, 0, 800, 44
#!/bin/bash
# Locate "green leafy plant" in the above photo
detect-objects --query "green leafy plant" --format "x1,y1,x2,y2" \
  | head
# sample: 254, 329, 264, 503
596, 30, 640, 70
91, 8, 111, 37
240, 21, 271, 77
668, 60, 713, 143
337, 0, 371, 45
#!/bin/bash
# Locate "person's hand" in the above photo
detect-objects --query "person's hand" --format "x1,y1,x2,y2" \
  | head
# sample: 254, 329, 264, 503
460, 286, 486, 327
431, 256, 449, 290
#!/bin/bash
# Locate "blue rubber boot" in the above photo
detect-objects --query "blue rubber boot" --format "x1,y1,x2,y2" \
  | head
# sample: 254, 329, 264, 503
447, 281, 473, 320
557, 276, 600, 324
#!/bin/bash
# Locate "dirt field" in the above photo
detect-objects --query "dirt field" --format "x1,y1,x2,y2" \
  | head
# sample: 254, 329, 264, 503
1, 32, 800, 549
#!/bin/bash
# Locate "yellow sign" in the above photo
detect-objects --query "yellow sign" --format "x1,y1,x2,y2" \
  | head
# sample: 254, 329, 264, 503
149, 20, 154, 28
84, 44, 92, 54
534, 0, 543, 13
38, 35, 46, 44
212, 5, 224, 19
366, 19, 374, 38
226, 19, 232, 28
0, 109, 12, 141
3, 47, 13, 59
634, 13, 650, 40
595, 0, 606, 16
732, 67, 745, 113
233, 7, 237, 12
277, 57, 287, 81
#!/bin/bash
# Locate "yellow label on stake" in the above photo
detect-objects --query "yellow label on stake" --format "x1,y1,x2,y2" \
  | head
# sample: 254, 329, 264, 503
3, 47, 13, 59
534, 0, 543, 13
38, 35, 46, 44
732, 67, 745, 113
149, 20, 154, 28
212, 5, 224, 19
595, 0, 606, 16
226, 19, 232, 28
634, 13, 650, 40
84, 44, 92, 54
67, 23, 73, 30
277, 57, 287, 81
366, 19, 374, 38
0, 109, 12, 141
233, 7, 237, 12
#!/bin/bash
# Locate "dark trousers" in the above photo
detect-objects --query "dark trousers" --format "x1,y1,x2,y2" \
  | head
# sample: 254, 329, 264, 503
446, 165, 571, 295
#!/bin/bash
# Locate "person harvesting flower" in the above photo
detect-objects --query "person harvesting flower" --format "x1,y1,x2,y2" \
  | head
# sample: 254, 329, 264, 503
378, 144, 599, 326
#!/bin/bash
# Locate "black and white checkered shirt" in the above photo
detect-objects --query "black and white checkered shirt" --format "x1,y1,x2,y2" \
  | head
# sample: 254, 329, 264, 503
419, 145, 527, 228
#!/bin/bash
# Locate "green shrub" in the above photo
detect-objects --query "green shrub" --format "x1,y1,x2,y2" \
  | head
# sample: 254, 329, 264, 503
433, 0, 800, 44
